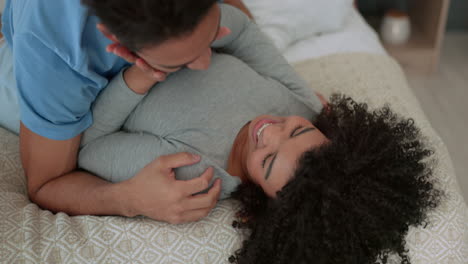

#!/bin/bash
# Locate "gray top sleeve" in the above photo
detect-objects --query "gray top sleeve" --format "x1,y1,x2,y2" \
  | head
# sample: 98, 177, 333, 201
212, 4, 323, 115
78, 130, 239, 199
80, 68, 146, 148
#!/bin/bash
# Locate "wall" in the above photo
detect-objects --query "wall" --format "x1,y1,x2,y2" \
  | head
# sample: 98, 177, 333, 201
447, 0, 468, 30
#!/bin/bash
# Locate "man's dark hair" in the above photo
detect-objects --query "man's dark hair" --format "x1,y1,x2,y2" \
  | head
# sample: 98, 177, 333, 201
82, 0, 218, 51
229, 95, 441, 264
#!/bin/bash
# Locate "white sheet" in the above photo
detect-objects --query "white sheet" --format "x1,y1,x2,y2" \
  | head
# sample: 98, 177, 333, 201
243, 0, 354, 52
283, 8, 387, 63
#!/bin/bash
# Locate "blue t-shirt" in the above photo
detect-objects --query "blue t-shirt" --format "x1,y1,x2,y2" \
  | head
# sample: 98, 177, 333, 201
1, 0, 131, 140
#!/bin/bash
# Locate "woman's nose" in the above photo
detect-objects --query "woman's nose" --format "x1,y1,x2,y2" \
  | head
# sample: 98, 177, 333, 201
187, 48, 212, 70
261, 123, 284, 147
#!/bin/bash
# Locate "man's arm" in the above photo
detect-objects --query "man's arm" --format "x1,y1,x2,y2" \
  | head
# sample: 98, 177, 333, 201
20, 124, 130, 216
21, 66, 152, 215
223, 0, 254, 19
21, 123, 220, 223
19, 68, 221, 223
15, 33, 220, 223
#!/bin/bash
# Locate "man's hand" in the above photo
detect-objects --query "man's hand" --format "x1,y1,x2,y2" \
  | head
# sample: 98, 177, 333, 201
21, 122, 220, 224
124, 152, 222, 224
97, 24, 167, 81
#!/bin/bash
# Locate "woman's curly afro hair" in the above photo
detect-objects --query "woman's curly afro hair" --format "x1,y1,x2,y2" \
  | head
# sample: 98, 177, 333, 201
229, 95, 441, 264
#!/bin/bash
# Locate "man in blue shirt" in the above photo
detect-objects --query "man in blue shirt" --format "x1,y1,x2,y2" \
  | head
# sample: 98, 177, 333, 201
0, 0, 253, 224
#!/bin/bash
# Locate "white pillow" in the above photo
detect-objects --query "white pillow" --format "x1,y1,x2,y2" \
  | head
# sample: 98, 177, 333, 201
243, 0, 354, 51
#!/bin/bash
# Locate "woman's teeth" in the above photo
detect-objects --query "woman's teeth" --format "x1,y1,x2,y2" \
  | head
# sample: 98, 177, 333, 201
257, 123, 272, 140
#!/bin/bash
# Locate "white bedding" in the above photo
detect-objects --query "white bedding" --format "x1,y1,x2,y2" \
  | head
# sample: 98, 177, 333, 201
283, 8, 387, 63
243, 0, 354, 52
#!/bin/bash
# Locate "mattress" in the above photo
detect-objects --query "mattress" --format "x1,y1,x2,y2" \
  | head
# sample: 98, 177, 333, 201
0, 53, 466, 263
283, 8, 387, 63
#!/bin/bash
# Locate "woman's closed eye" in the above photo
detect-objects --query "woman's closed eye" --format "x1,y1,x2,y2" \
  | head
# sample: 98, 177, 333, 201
262, 153, 274, 168
261, 126, 305, 168
290, 125, 303, 137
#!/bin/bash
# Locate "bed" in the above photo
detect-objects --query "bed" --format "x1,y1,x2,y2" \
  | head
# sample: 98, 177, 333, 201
0, 2, 467, 263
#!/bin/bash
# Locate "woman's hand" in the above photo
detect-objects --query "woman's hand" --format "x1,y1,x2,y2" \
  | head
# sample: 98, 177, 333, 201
316, 92, 329, 110
122, 152, 222, 224
123, 65, 167, 95
223, 0, 254, 19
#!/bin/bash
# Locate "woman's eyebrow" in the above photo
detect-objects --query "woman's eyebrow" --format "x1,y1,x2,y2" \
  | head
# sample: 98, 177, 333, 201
293, 127, 316, 137
264, 154, 277, 180
264, 127, 317, 180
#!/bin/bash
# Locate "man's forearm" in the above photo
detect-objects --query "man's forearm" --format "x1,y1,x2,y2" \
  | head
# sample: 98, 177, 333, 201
32, 170, 134, 217
223, 0, 254, 19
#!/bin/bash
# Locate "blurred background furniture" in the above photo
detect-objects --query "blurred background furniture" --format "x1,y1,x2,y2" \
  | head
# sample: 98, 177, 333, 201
357, 0, 450, 74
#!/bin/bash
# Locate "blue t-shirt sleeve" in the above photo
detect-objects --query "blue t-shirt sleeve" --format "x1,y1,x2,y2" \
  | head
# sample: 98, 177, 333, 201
13, 33, 102, 140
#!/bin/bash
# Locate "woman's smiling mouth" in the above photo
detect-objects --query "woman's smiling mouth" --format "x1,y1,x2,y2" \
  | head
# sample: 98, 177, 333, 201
252, 118, 279, 145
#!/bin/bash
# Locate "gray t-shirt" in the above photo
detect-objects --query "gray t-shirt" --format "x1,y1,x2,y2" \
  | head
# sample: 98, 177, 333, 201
78, 4, 323, 199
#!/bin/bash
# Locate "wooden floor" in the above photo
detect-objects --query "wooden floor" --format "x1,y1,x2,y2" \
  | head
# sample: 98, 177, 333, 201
406, 32, 468, 203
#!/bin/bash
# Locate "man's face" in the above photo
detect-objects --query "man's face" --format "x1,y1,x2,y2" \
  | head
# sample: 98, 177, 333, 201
136, 4, 228, 73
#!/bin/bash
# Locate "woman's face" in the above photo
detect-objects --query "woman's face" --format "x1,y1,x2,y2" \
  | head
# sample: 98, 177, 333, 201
228, 115, 328, 197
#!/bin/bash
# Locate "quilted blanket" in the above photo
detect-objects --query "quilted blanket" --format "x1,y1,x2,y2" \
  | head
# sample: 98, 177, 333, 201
0, 53, 466, 264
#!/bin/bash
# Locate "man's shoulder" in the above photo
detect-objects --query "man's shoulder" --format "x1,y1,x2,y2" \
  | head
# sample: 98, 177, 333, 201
11, 1, 101, 66
11, 0, 87, 33
11, 1, 127, 77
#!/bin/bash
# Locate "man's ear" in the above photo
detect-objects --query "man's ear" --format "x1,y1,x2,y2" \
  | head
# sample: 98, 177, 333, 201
216, 26, 232, 41
97, 23, 120, 43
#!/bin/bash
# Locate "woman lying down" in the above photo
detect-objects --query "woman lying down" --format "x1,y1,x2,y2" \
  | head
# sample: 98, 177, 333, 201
79, 52, 440, 264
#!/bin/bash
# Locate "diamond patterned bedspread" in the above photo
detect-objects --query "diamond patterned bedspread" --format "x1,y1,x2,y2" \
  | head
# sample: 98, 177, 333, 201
0, 53, 466, 263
